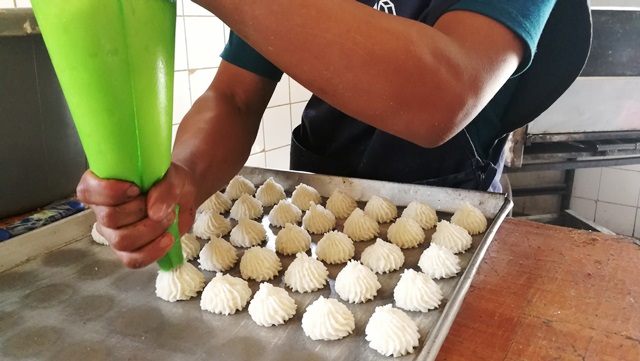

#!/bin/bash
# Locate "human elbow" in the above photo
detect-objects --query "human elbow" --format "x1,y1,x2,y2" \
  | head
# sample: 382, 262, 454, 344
405, 91, 473, 149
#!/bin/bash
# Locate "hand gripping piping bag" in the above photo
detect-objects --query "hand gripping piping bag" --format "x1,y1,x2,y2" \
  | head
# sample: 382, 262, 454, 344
31, 0, 183, 270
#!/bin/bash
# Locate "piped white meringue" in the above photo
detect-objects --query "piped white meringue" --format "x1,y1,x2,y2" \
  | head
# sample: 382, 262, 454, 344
302, 296, 355, 340
230, 218, 267, 248
387, 218, 426, 249
315, 231, 355, 264
335, 260, 381, 303
291, 183, 322, 211
229, 194, 263, 220
451, 202, 487, 235
240, 247, 282, 281
155, 262, 205, 302
200, 273, 252, 315
431, 220, 472, 253
198, 237, 238, 272
302, 202, 336, 234
360, 238, 405, 274
418, 243, 461, 279
401, 200, 438, 229
284, 252, 329, 293
326, 190, 357, 219
255, 177, 286, 207
268, 200, 303, 227
248, 283, 297, 327
364, 195, 397, 223
225, 175, 255, 200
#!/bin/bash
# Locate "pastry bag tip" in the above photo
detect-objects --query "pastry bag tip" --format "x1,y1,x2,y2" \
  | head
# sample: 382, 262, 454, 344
156, 205, 184, 271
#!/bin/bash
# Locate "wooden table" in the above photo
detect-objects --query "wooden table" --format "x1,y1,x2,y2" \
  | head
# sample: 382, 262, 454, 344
437, 218, 640, 361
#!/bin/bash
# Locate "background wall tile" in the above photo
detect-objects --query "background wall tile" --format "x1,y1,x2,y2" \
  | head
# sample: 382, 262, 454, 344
182, 0, 211, 16
597, 168, 640, 207
188, 68, 216, 102
223, 24, 230, 43
265, 146, 291, 170
174, 17, 188, 71
15, 0, 30, 8
572, 168, 602, 200
0, 0, 15, 9
263, 105, 292, 151
569, 197, 597, 222
635, 210, 640, 239
245, 153, 266, 168
291, 102, 305, 130
595, 201, 636, 237
251, 122, 265, 155
184, 17, 224, 69
173, 71, 191, 124
289, 78, 313, 103
171, 125, 179, 148
171, 10, 305, 169
268, 75, 290, 108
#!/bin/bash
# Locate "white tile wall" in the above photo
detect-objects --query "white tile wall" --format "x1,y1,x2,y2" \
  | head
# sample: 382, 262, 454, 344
290, 78, 313, 103
291, 101, 306, 130
188, 68, 217, 102
152, 0, 310, 168
184, 17, 225, 69
0, 0, 15, 9
251, 122, 265, 155
266, 146, 292, 170
597, 168, 640, 207
571, 166, 640, 238
269, 75, 291, 107
263, 105, 292, 151
174, 17, 188, 71
594, 202, 637, 237
171, 3, 312, 170
246, 153, 266, 168
182, 0, 211, 16
173, 71, 191, 125
569, 197, 596, 222
572, 168, 601, 199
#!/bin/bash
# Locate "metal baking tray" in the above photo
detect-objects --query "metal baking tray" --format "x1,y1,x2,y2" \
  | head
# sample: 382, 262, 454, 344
0, 167, 512, 361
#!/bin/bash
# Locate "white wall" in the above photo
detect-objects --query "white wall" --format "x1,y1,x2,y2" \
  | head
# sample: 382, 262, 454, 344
3, 0, 308, 170
570, 164, 640, 238
171, 0, 310, 170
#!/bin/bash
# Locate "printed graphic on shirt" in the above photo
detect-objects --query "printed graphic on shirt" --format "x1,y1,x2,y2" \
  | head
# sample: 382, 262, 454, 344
373, 0, 396, 15
367, 0, 429, 19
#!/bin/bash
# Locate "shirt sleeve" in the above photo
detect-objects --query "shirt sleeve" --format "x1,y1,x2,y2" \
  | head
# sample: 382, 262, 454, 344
220, 31, 284, 81
447, 0, 557, 75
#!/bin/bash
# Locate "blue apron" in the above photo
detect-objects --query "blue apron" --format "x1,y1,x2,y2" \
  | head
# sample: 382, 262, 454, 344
290, 0, 592, 191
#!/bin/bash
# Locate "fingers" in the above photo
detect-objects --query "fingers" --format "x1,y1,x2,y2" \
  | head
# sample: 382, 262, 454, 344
77, 170, 140, 206
92, 195, 147, 229
114, 233, 175, 269
97, 209, 176, 253
147, 166, 184, 221
147, 163, 197, 226
82, 163, 198, 269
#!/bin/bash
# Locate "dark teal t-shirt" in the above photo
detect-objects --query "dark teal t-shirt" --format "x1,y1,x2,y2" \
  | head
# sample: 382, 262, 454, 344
221, 0, 556, 158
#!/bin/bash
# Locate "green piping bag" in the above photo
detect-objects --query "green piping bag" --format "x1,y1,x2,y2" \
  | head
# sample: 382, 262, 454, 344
32, 0, 183, 270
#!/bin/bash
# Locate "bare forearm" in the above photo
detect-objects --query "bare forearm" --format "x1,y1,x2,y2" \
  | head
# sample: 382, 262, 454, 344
196, 0, 522, 147
172, 90, 257, 204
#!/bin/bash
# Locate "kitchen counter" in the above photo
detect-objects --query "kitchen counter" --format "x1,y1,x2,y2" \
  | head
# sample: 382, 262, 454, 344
438, 218, 640, 360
